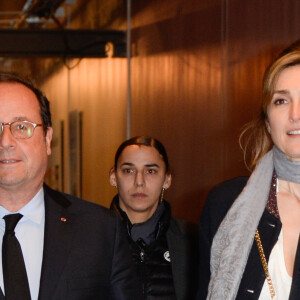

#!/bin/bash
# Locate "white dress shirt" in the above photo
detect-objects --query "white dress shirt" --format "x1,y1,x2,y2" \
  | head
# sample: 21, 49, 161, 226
0, 188, 45, 300
259, 229, 292, 300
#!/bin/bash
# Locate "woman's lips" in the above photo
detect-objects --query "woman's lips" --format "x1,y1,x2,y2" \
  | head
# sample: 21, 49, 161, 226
132, 193, 147, 198
288, 130, 300, 135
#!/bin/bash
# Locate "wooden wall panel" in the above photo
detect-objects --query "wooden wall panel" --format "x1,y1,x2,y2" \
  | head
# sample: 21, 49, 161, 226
41, 69, 69, 193
130, 0, 223, 222
38, 0, 128, 209
42, 57, 127, 207
223, 0, 300, 177
38, 0, 300, 223
130, 0, 300, 222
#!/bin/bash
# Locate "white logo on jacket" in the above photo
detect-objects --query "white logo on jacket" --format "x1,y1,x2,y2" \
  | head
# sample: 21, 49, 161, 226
164, 251, 171, 262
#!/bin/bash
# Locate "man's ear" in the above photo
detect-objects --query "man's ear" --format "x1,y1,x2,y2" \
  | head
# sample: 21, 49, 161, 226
109, 168, 117, 187
46, 127, 53, 156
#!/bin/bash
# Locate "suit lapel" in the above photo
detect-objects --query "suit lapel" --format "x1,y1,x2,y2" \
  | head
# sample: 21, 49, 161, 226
38, 186, 75, 300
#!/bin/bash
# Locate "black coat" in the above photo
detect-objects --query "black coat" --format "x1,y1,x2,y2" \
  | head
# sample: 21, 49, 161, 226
197, 177, 300, 300
0, 185, 142, 300
111, 196, 198, 300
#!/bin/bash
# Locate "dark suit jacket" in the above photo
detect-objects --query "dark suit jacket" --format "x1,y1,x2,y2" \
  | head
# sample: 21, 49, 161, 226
0, 185, 141, 300
197, 177, 300, 300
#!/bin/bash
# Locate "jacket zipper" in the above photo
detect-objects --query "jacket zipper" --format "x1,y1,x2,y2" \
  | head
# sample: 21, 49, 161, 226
139, 249, 146, 298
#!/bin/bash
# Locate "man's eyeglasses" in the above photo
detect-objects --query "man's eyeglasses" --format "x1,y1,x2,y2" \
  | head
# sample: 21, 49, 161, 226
0, 121, 43, 139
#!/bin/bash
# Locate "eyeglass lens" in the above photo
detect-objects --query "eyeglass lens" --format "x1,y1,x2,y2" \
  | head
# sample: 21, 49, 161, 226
0, 121, 35, 139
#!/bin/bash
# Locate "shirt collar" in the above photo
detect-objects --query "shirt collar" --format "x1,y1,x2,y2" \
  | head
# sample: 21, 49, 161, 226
0, 187, 45, 226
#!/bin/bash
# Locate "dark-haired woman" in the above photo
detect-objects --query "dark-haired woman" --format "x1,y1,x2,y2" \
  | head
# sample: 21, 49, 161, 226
197, 42, 300, 300
109, 136, 198, 300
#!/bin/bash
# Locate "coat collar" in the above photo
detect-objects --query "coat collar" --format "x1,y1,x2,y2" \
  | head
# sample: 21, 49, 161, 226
110, 195, 171, 242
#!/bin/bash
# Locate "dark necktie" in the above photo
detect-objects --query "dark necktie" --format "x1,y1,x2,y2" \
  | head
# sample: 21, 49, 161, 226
2, 213, 31, 300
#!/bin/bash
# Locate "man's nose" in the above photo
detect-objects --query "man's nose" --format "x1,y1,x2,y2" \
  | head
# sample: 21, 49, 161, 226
0, 125, 16, 149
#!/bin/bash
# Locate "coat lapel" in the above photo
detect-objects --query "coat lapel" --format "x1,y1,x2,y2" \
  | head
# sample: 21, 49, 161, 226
167, 220, 188, 300
38, 185, 75, 300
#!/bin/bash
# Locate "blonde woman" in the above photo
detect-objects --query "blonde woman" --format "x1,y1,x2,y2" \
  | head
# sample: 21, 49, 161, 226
198, 43, 300, 300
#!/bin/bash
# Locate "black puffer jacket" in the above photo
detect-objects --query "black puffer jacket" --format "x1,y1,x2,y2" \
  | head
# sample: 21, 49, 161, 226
110, 196, 198, 300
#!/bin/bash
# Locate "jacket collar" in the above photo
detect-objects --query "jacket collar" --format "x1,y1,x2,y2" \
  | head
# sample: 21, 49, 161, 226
110, 195, 171, 241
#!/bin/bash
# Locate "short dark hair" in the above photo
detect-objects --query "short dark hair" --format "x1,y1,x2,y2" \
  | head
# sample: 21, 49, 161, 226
0, 72, 52, 134
114, 136, 170, 172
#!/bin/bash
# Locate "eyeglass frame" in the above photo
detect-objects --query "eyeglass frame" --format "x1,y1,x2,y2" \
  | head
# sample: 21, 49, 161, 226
0, 120, 43, 139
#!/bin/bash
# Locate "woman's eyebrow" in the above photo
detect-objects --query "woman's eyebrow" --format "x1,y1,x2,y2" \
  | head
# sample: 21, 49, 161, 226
145, 163, 159, 168
120, 162, 134, 166
273, 89, 290, 95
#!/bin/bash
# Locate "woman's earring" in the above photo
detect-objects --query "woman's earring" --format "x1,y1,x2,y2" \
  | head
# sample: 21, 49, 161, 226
160, 188, 166, 203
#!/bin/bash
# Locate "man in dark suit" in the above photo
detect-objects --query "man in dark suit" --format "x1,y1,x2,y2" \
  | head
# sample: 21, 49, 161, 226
0, 72, 140, 300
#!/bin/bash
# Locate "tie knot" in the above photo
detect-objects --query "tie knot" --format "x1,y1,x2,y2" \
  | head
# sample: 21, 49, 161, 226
3, 214, 23, 233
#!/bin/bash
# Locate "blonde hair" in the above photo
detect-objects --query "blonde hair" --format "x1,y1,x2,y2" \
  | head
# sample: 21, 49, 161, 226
240, 41, 300, 170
